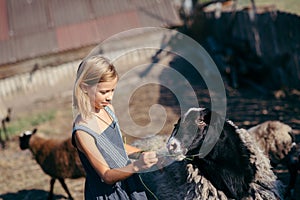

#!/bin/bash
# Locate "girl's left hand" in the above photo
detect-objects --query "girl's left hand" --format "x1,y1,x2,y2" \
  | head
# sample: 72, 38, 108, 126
133, 151, 158, 171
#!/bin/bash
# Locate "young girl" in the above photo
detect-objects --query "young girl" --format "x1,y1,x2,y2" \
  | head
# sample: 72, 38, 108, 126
72, 55, 158, 199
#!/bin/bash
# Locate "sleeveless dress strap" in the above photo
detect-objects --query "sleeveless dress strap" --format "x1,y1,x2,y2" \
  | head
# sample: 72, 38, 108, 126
73, 124, 98, 138
104, 106, 118, 122
104, 106, 125, 142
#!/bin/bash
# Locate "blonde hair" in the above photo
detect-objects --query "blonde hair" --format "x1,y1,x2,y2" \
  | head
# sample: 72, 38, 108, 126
72, 55, 118, 120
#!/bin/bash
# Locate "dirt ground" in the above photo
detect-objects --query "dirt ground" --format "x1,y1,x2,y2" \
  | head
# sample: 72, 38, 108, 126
0, 50, 299, 200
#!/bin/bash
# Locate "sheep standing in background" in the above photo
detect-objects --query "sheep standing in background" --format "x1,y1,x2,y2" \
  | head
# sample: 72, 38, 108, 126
247, 121, 299, 198
19, 128, 85, 200
247, 121, 295, 167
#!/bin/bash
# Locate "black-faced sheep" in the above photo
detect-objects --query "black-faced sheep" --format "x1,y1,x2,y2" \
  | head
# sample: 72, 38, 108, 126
135, 108, 282, 200
19, 128, 85, 200
247, 121, 299, 198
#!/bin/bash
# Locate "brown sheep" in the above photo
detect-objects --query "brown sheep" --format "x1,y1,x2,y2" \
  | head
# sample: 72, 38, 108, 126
19, 128, 85, 200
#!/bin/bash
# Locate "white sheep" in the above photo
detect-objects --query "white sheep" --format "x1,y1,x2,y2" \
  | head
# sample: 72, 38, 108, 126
248, 121, 295, 166
248, 120, 299, 198
19, 128, 85, 200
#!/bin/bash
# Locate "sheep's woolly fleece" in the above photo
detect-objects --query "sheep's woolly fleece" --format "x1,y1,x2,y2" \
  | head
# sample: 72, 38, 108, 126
186, 128, 282, 200
131, 135, 169, 154
247, 121, 294, 164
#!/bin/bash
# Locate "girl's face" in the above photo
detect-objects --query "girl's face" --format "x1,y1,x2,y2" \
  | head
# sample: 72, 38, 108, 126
85, 77, 118, 111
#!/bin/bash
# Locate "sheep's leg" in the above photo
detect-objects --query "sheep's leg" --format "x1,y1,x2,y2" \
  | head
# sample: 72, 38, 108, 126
284, 154, 299, 198
0, 135, 5, 149
58, 178, 73, 200
48, 178, 55, 200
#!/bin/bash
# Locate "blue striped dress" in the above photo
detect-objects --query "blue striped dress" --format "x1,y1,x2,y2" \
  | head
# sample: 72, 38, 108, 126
72, 106, 148, 200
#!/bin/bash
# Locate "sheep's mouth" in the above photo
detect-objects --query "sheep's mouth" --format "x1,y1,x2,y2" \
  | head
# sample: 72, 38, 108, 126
167, 137, 187, 161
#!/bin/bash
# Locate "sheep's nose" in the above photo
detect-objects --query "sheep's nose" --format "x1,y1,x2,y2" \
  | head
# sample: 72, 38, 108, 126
168, 140, 177, 151
167, 137, 181, 153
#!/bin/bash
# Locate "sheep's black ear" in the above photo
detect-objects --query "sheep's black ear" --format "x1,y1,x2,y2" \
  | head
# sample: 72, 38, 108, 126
32, 128, 37, 134
203, 109, 212, 124
200, 108, 219, 126
288, 131, 296, 143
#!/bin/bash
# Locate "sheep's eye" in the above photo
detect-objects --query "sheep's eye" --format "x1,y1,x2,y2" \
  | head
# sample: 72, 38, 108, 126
196, 119, 206, 126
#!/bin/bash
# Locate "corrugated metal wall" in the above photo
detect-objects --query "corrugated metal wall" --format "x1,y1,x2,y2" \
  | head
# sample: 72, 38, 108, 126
0, 0, 9, 41
0, 31, 165, 116
0, 0, 181, 67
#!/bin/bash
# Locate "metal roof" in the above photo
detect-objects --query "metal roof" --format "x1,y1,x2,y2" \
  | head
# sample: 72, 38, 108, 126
0, 0, 181, 66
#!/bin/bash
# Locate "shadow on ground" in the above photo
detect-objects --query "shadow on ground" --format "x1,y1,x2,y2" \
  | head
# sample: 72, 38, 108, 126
0, 189, 67, 200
